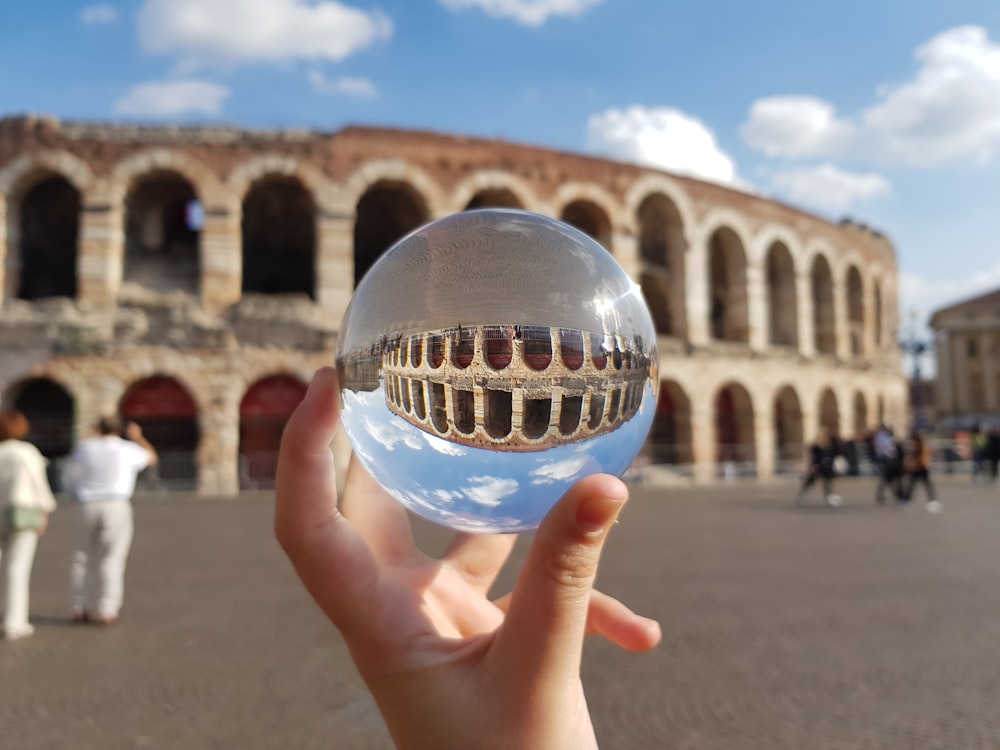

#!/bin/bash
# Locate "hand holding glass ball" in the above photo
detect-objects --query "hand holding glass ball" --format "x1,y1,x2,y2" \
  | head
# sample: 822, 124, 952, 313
336, 209, 659, 533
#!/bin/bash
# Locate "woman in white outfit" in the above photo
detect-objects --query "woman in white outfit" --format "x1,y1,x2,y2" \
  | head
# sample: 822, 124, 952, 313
66, 416, 157, 625
0, 410, 58, 640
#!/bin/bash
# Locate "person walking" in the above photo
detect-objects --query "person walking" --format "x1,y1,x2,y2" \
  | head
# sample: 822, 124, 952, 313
796, 426, 842, 507
873, 424, 903, 503
0, 410, 57, 640
65, 416, 157, 625
901, 429, 941, 513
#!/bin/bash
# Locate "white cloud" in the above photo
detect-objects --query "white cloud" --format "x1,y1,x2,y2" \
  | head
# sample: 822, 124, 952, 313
361, 413, 424, 452
462, 475, 519, 507
438, 0, 602, 27
81, 4, 119, 25
742, 96, 854, 159
421, 431, 467, 456
742, 26, 1000, 168
586, 105, 738, 185
114, 80, 230, 117
530, 455, 588, 484
308, 70, 377, 97
137, 0, 392, 71
901, 260, 1000, 326
771, 164, 891, 215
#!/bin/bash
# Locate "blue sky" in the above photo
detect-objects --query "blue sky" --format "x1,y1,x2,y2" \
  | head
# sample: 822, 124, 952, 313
3, 1, 1000, 352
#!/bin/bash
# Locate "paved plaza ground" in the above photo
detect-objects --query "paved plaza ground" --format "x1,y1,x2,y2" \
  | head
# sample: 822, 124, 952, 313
3, 474, 1000, 749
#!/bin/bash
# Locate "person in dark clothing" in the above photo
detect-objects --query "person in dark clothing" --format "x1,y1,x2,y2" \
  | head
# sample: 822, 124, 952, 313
797, 426, 842, 507
987, 425, 1000, 483
873, 424, 904, 503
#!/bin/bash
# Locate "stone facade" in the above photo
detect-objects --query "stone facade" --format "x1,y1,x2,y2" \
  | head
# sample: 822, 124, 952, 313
930, 287, 1000, 430
0, 114, 906, 493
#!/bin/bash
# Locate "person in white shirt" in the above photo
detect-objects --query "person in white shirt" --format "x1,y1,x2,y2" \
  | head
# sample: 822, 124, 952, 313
0, 410, 58, 640
66, 415, 157, 625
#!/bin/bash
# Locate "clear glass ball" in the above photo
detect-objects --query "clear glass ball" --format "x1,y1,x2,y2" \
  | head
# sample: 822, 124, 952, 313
336, 209, 658, 533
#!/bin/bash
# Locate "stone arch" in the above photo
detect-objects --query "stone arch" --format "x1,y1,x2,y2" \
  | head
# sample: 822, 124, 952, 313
707, 225, 749, 343
121, 169, 202, 296
120, 374, 201, 490
846, 264, 865, 357
450, 170, 540, 213
3, 375, 76, 459
818, 386, 840, 436
635, 192, 688, 338
353, 179, 431, 286
773, 384, 803, 473
559, 198, 613, 252
764, 239, 798, 347
552, 182, 616, 250
8, 171, 81, 300
0, 150, 94, 195
648, 379, 693, 465
622, 173, 697, 234
226, 154, 329, 207
810, 253, 836, 355
110, 148, 223, 205
340, 159, 447, 217
714, 381, 756, 474
238, 373, 307, 489
241, 173, 317, 298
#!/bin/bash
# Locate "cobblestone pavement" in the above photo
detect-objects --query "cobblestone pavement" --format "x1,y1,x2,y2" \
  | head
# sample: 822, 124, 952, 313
3, 476, 1000, 749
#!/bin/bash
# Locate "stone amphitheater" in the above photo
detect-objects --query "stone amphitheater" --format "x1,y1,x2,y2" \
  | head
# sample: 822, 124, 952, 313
0, 114, 905, 494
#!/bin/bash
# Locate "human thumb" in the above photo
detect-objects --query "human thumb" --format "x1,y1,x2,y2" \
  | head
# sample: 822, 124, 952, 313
491, 474, 628, 684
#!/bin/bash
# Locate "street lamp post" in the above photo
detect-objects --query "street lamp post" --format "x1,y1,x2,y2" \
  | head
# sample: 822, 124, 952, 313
900, 311, 932, 431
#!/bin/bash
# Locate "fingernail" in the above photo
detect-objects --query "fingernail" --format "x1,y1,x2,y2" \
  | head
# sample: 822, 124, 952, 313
577, 495, 626, 535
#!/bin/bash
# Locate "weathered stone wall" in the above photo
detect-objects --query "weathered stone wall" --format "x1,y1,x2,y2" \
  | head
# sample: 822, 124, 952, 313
0, 115, 906, 493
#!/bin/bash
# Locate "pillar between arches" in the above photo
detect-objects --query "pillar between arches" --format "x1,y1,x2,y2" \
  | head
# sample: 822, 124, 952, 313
796, 272, 815, 357
77, 201, 123, 309
755, 407, 776, 480
690, 403, 715, 483
746, 265, 767, 351
317, 214, 354, 323
200, 206, 241, 313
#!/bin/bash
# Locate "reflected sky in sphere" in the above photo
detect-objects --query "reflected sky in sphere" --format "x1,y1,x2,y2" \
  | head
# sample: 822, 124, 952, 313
341, 382, 656, 533
336, 209, 658, 533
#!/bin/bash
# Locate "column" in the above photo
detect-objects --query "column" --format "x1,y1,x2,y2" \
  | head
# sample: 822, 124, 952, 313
197, 383, 240, 497
754, 405, 775, 480
685, 240, 710, 346
982, 331, 997, 412
614, 226, 640, 283
316, 212, 354, 324
795, 272, 815, 357
690, 399, 715, 483
952, 333, 970, 413
746, 264, 767, 350
77, 186, 123, 309
832, 280, 848, 359
200, 203, 241, 313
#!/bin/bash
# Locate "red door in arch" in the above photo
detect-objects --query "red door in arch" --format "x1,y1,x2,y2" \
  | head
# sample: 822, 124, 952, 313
120, 376, 199, 490
240, 375, 307, 489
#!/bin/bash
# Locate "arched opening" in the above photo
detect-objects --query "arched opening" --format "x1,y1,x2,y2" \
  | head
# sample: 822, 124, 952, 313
766, 241, 798, 347
773, 385, 803, 474
847, 266, 865, 356
637, 193, 687, 337
520, 326, 552, 371
523, 398, 552, 439
15, 174, 80, 300
853, 391, 868, 438
560, 200, 612, 251
123, 171, 200, 296
818, 387, 840, 437
120, 376, 199, 490
242, 175, 316, 298
354, 181, 429, 287
873, 281, 883, 348
715, 383, 756, 475
559, 395, 583, 435
484, 389, 512, 439
6, 377, 75, 490
559, 329, 584, 370
484, 326, 514, 370
708, 228, 748, 343
811, 255, 836, 354
647, 380, 692, 465
465, 188, 522, 210
239, 374, 307, 489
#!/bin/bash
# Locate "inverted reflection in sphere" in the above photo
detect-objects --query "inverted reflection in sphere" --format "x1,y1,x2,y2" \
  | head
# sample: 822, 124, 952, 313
336, 209, 658, 533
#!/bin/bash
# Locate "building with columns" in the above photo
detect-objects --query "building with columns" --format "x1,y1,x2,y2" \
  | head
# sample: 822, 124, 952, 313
930, 287, 1000, 431
0, 114, 906, 494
